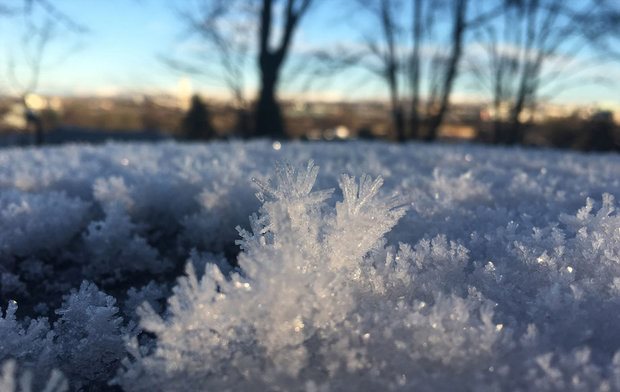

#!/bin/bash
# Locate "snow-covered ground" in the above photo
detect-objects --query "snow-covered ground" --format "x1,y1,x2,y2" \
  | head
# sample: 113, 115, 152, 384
1, 140, 620, 391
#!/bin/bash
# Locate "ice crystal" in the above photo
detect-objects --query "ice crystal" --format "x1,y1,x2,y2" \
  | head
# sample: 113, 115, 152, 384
0, 141, 619, 390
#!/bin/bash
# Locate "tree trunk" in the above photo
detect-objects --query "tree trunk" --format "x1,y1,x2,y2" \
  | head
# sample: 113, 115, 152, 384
507, 97, 525, 145
509, 56, 532, 144
23, 98, 44, 146
507, 0, 538, 145
379, 0, 404, 141
33, 117, 44, 146
392, 107, 405, 142
425, 0, 467, 141
410, 0, 422, 139
388, 66, 405, 141
492, 117, 503, 144
256, 58, 285, 138
254, 0, 310, 139
492, 88, 502, 143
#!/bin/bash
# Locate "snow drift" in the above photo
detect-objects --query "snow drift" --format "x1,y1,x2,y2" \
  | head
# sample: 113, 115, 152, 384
1, 140, 620, 391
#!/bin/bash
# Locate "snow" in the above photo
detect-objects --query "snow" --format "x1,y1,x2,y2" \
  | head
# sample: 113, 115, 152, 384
1, 140, 620, 390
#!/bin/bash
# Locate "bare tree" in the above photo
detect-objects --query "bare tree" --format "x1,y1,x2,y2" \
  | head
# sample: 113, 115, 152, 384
168, 0, 255, 134
418, 0, 502, 141
9, 19, 53, 145
255, 0, 314, 138
409, 0, 422, 139
469, 0, 620, 144
423, 0, 467, 141
355, 0, 406, 141
356, 0, 500, 141
285, 46, 365, 96
171, 0, 316, 138
6, 0, 85, 145
586, 0, 620, 60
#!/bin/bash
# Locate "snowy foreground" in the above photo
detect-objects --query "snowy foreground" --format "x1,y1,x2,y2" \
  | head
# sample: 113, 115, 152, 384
1, 140, 620, 391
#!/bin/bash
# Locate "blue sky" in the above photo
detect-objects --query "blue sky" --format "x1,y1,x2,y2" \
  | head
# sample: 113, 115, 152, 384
0, 0, 618, 107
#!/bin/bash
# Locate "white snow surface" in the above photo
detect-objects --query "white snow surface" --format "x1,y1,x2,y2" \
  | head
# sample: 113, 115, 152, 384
1, 140, 620, 391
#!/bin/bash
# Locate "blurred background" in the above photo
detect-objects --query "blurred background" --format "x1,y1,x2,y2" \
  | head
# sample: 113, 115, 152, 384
0, 0, 619, 150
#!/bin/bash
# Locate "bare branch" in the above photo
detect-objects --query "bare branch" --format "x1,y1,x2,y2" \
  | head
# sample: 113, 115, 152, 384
28, 0, 88, 33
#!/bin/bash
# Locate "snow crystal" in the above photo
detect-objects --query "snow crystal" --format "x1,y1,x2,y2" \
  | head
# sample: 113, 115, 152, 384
0, 140, 619, 390
0, 360, 67, 392
53, 281, 125, 389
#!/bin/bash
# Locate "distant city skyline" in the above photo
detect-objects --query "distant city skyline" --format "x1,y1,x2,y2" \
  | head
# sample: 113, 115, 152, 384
0, 0, 618, 107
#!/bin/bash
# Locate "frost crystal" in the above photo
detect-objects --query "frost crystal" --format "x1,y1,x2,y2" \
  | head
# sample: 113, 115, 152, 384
1, 141, 620, 390
0, 361, 67, 392
54, 282, 125, 389
119, 161, 409, 390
